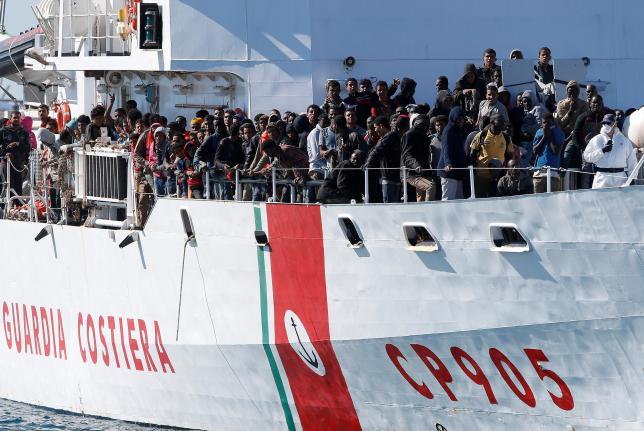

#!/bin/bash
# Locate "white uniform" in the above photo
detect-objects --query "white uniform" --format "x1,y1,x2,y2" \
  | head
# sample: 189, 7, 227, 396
583, 130, 637, 188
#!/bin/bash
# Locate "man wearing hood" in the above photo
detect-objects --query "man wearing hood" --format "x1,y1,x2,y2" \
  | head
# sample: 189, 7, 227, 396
392, 77, 417, 108
292, 113, 310, 152
583, 114, 637, 188
454, 64, 487, 125
556, 80, 589, 138
438, 107, 468, 200
401, 114, 435, 201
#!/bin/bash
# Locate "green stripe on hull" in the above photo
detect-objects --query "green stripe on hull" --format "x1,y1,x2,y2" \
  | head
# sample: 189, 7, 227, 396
254, 206, 296, 431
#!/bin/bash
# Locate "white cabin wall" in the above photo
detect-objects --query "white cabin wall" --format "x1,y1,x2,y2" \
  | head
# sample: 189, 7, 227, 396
307, 0, 644, 109
163, 0, 644, 115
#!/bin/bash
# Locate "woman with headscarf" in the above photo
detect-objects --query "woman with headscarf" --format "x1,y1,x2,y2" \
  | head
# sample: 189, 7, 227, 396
21, 116, 37, 150
438, 107, 468, 200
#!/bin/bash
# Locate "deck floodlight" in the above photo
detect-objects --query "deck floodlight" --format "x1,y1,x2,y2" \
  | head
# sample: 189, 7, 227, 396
119, 232, 140, 248
180, 209, 195, 240
34, 225, 53, 242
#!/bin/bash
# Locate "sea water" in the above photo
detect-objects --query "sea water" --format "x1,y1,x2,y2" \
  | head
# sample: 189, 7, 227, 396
0, 399, 186, 431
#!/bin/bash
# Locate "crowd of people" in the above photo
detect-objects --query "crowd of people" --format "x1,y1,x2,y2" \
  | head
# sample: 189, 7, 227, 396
0, 47, 642, 219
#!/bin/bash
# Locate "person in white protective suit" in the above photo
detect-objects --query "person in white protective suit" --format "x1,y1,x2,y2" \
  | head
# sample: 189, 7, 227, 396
583, 114, 637, 188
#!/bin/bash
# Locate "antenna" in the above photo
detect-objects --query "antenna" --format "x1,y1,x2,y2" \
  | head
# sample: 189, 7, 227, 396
0, 0, 6, 34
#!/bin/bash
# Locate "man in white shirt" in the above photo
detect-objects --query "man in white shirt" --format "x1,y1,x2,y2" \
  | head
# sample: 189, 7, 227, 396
583, 114, 637, 188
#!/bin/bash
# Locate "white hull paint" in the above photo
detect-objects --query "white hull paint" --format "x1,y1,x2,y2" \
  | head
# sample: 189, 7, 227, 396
0, 187, 643, 430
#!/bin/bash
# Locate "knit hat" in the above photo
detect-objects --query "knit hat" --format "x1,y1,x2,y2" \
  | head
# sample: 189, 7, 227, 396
37, 128, 56, 146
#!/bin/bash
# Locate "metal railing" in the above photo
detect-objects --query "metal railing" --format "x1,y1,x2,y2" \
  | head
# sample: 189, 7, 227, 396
2, 152, 643, 225
147, 157, 644, 204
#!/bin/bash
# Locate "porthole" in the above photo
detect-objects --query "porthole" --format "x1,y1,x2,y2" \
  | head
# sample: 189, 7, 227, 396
403, 223, 438, 252
338, 215, 363, 248
489, 223, 529, 252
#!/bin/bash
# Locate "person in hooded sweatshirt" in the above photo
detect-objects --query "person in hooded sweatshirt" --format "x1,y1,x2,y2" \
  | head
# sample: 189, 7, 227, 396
21, 116, 37, 150
401, 114, 435, 201
454, 64, 487, 126
293, 114, 311, 152
430, 90, 454, 120
438, 107, 468, 200
392, 77, 417, 108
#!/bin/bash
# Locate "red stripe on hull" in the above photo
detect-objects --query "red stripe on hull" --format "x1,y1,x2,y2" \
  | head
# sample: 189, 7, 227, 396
267, 204, 361, 431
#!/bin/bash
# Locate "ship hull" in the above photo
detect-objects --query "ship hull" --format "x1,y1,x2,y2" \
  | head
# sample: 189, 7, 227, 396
0, 187, 643, 430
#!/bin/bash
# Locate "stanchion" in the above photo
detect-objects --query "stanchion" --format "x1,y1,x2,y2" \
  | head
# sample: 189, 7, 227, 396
364, 168, 369, 204
234, 170, 241, 201
205, 170, 211, 199
402, 167, 408, 203
469, 165, 476, 199
546, 166, 551, 192
271, 167, 277, 201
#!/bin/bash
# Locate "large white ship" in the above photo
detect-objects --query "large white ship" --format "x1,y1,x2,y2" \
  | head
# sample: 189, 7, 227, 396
0, 1, 643, 430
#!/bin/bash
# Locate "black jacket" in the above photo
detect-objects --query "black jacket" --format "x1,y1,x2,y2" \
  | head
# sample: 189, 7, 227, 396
438, 107, 468, 179
335, 131, 366, 164
317, 160, 363, 203
293, 114, 311, 152
0, 126, 30, 169
365, 130, 401, 182
401, 124, 432, 177
214, 136, 244, 170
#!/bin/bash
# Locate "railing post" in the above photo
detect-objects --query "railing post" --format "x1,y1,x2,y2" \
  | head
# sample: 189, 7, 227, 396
271, 167, 277, 202
234, 169, 240, 201
469, 165, 476, 199
402, 167, 408, 203
364, 168, 369, 204
546, 166, 552, 192
205, 169, 210, 199
622, 153, 644, 187
5, 157, 11, 217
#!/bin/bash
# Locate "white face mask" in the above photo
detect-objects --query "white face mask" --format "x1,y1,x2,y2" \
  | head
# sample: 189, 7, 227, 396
601, 124, 614, 135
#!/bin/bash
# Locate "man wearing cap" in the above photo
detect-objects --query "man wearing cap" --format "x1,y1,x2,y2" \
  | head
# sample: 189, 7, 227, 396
556, 80, 588, 138
583, 114, 637, 188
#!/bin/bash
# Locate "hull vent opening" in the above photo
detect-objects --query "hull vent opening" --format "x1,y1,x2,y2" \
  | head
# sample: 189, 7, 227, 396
403, 224, 438, 252
338, 216, 363, 248
254, 230, 269, 247
489, 224, 530, 252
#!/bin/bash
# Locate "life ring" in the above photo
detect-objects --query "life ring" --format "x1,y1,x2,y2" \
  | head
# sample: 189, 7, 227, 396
61, 101, 72, 126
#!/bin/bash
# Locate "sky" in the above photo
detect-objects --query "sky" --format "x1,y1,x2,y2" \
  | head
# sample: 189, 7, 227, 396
5, 0, 41, 36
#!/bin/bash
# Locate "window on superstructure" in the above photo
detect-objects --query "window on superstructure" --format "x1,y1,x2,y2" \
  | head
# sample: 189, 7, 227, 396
338, 216, 363, 248
489, 224, 529, 252
403, 224, 438, 252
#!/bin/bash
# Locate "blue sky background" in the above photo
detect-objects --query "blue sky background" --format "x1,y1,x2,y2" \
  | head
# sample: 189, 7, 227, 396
5, 0, 40, 35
